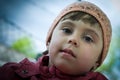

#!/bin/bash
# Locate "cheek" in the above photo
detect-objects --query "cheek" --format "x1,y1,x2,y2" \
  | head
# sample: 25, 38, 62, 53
49, 41, 58, 56
77, 47, 99, 67
49, 39, 61, 53
48, 38, 63, 66
49, 32, 66, 51
77, 55, 96, 71
84, 49, 99, 62
48, 35, 62, 57
83, 44, 101, 58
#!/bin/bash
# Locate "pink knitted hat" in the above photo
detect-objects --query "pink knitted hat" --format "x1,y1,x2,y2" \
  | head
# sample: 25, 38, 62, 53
46, 1, 112, 66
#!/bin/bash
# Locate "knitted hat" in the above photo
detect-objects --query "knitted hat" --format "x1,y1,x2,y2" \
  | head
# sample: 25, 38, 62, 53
46, 1, 112, 66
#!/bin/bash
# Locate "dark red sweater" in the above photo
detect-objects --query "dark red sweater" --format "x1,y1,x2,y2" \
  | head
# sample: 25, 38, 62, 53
0, 56, 108, 80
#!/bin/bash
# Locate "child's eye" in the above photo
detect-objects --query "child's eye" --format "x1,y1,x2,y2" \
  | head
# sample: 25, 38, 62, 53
83, 35, 94, 43
62, 27, 72, 34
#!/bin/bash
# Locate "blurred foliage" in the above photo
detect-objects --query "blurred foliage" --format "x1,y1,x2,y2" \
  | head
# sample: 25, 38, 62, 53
11, 36, 36, 58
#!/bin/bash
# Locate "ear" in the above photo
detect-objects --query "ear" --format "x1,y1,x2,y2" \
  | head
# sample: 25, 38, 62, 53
94, 62, 99, 69
93, 61, 100, 71
90, 61, 99, 71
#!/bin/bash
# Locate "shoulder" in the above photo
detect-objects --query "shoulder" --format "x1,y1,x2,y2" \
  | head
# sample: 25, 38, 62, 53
0, 60, 21, 79
95, 72, 108, 80
0, 58, 38, 79
87, 72, 108, 80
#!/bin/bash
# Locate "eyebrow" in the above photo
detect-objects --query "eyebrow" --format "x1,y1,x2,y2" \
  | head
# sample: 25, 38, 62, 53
85, 29, 99, 39
60, 20, 75, 27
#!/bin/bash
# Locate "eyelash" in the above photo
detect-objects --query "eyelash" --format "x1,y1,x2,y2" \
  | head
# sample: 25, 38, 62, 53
62, 27, 72, 34
82, 35, 94, 43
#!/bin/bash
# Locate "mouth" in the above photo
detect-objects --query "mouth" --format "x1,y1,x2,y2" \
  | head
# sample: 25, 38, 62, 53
60, 49, 76, 58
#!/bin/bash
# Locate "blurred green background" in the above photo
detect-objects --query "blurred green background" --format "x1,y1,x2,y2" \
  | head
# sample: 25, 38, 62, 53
0, 0, 120, 80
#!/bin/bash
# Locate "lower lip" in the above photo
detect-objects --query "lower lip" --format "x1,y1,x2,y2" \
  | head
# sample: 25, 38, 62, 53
61, 52, 73, 58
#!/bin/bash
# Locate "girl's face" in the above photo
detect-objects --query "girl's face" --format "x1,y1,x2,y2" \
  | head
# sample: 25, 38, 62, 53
48, 19, 103, 75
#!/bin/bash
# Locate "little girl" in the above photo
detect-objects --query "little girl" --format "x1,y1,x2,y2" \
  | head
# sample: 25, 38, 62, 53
0, 1, 112, 80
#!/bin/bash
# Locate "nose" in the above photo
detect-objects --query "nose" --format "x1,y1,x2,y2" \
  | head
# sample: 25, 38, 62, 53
68, 37, 79, 47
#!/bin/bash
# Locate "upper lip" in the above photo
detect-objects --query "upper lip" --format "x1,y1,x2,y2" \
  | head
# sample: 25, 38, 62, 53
60, 48, 76, 58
